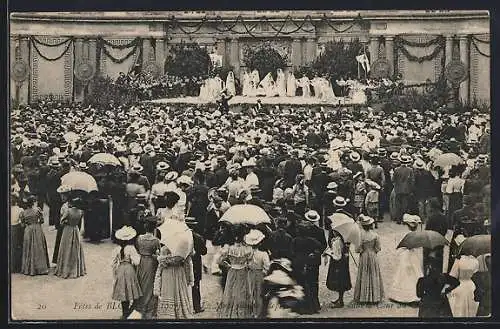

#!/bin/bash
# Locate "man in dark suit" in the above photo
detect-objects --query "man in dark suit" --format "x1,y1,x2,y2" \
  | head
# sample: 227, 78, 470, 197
269, 217, 293, 260
283, 150, 302, 189
392, 154, 415, 224
186, 219, 208, 313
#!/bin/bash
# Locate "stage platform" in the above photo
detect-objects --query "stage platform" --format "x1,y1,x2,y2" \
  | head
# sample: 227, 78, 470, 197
147, 95, 364, 106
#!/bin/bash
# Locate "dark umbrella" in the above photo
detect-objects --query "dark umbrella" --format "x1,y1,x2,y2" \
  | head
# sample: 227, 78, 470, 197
397, 230, 448, 249
458, 234, 490, 257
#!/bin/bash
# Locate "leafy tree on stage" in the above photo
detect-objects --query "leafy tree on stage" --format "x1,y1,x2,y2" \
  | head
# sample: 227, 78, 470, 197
164, 42, 212, 78
243, 46, 287, 80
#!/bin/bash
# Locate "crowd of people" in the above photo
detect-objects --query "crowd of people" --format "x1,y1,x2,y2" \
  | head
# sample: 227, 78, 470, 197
10, 97, 491, 319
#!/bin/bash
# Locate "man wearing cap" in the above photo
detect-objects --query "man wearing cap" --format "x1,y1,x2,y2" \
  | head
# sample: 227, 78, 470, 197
413, 159, 438, 222
140, 145, 156, 186
392, 155, 416, 224
185, 218, 208, 313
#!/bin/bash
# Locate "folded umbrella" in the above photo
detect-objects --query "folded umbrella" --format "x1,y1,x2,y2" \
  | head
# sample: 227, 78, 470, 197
458, 234, 490, 257
219, 204, 271, 225
60, 171, 98, 193
329, 212, 361, 247
397, 230, 448, 249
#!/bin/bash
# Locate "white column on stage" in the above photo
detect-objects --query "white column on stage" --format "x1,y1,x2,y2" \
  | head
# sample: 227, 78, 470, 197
445, 35, 454, 66
459, 35, 470, 103
369, 36, 379, 64
229, 37, 240, 76
292, 38, 303, 68
385, 36, 395, 76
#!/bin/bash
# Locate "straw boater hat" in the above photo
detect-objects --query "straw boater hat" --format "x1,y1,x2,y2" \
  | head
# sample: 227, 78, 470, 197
399, 154, 413, 164
78, 162, 89, 170
304, 210, 320, 222
165, 171, 179, 182
333, 196, 349, 207
244, 229, 266, 246
177, 175, 193, 186
115, 226, 137, 241
402, 214, 422, 228
327, 182, 338, 190
349, 151, 361, 162
49, 158, 61, 167
359, 214, 375, 226
130, 164, 144, 174
413, 158, 426, 169
390, 152, 399, 160
156, 162, 169, 171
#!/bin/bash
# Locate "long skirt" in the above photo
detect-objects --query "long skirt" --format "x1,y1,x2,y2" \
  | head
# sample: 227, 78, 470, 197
21, 223, 50, 276
247, 269, 265, 318
112, 262, 143, 301
157, 265, 193, 319
55, 225, 86, 279
218, 267, 252, 318
133, 256, 159, 318
353, 250, 384, 303
326, 256, 352, 293
389, 189, 397, 221
11, 224, 24, 273
419, 297, 453, 317
447, 279, 479, 317
389, 248, 423, 303
52, 226, 63, 264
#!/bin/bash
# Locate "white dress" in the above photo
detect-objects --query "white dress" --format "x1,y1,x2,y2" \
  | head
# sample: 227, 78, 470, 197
276, 69, 287, 97
286, 72, 297, 97
242, 72, 251, 96
447, 255, 480, 317
297, 77, 311, 98
226, 71, 236, 96
389, 232, 423, 303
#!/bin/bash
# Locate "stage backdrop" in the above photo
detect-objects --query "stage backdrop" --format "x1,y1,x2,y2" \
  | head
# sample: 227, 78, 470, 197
469, 34, 490, 105
99, 38, 142, 81
396, 35, 445, 84
30, 37, 74, 101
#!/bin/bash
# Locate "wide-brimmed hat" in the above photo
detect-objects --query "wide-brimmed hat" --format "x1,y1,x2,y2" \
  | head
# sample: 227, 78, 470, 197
264, 270, 295, 285
349, 151, 361, 162
242, 158, 256, 167
177, 175, 193, 186
156, 161, 169, 171
78, 162, 89, 170
413, 158, 426, 169
377, 148, 387, 156
131, 145, 142, 154
333, 196, 349, 207
399, 154, 413, 164
49, 158, 61, 167
244, 229, 266, 246
358, 214, 375, 226
402, 214, 422, 227
304, 210, 320, 222
165, 171, 179, 181
390, 152, 400, 160
143, 144, 154, 153
327, 182, 338, 190
115, 226, 137, 241
130, 165, 143, 173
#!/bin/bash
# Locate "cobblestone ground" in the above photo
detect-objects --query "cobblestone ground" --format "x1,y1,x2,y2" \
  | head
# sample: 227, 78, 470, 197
11, 208, 418, 320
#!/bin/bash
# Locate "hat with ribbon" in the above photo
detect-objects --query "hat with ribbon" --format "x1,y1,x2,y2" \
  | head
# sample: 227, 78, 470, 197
358, 214, 375, 226
402, 214, 422, 227
304, 210, 320, 222
333, 196, 349, 207
244, 229, 266, 246
115, 226, 137, 241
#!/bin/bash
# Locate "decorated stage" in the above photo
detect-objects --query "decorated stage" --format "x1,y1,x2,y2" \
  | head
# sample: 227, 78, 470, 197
147, 95, 364, 106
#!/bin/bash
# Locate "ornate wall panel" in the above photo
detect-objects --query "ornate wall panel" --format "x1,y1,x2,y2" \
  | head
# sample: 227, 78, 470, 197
30, 37, 74, 101
469, 34, 490, 104
10, 37, 30, 105
396, 35, 445, 83
100, 38, 140, 80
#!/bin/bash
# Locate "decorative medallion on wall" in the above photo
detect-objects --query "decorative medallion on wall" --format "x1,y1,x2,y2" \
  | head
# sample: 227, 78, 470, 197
74, 61, 95, 82
12, 60, 30, 83
445, 60, 467, 86
371, 58, 391, 78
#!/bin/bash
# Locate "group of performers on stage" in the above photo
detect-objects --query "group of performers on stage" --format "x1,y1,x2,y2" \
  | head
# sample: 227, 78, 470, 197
199, 69, 367, 103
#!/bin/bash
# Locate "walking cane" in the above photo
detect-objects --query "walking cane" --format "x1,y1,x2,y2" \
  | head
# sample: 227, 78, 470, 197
349, 250, 358, 267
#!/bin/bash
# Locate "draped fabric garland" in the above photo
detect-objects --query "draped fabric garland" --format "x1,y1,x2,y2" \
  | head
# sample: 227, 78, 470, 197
96, 37, 143, 80
470, 35, 490, 58
394, 35, 446, 63
469, 34, 490, 104
166, 14, 368, 38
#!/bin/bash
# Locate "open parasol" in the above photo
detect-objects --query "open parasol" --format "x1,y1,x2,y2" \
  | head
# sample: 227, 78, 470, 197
397, 230, 448, 249
219, 204, 271, 225
432, 153, 464, 169
88, 153, 122, 166
458, 234, 490, 257
60, 171, 98, 193
328, 212, 361, 247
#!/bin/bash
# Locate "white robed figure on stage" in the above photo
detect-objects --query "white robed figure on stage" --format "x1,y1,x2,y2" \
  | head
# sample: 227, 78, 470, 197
210, 75, 225, 99
226, 71, 236, 96
311, 77, 323, 99
251, 70, 261, 97
320, 78, 337, 101
276, 68, 287, 97
258, 72, 276, 97
297, 76, 311, 98
242, 70, 251, 96
286, 72, 297, 97
199, 80, 210, 100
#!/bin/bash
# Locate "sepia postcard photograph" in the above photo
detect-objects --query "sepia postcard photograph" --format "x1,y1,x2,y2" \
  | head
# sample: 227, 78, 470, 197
8, 9, 492, 321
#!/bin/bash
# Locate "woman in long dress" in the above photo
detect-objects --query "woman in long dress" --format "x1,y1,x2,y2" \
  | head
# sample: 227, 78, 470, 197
323, 229, 352, 308
245, 229, 271, 318
276, 69, 287, 97
444, 165, 465, 222
447, 255, 480, 317
154, 199, 194, 319
132, 216, 161, 319
389, 215, 424, 304
353, 215, 384, 304
55, 197, 86, 279
20, 196, 50, 276
111, 226, 143, 319
11, 194, 24, 273
218, 224, 254, 318
286, 72, 297, 97
297, 76, 311, 98
242, 70, 251, 96
226, 71, 236, 97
